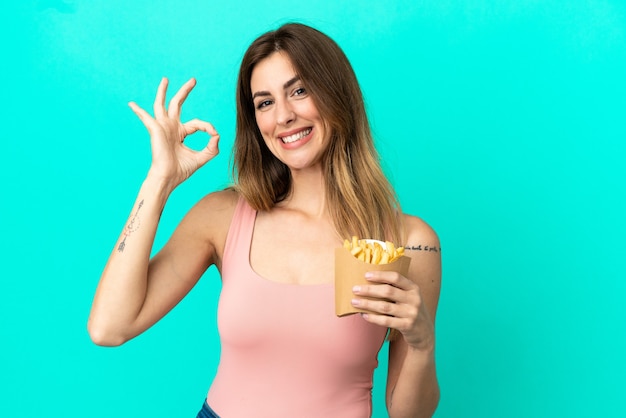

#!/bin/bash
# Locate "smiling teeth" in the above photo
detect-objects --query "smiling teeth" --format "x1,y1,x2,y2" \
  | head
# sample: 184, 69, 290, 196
281, 128, 311, 144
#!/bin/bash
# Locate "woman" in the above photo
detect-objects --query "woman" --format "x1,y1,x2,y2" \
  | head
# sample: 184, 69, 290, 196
88, 23, 441, 418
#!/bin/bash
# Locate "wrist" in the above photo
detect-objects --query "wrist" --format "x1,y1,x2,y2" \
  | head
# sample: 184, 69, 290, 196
141, 174, 176, 203
407, 336, 436, 356
143, 172, 177, 196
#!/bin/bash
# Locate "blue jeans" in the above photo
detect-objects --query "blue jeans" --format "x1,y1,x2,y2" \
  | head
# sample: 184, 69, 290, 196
196, 400, 220, 418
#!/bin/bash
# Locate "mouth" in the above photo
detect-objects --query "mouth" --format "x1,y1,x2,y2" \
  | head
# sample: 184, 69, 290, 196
279, 127, 312, 144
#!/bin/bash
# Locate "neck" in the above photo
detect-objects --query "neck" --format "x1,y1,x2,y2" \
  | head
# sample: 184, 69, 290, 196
281, 166, 328, 218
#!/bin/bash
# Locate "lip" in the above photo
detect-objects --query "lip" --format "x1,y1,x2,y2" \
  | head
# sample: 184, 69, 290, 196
277, 126, 314, 149
277, 126, 313, 140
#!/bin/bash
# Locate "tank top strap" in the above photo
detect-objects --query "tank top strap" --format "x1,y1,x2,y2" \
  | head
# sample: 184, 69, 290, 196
222, 195, 256, 274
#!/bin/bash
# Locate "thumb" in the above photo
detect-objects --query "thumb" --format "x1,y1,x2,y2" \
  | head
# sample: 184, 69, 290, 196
196, 134, 220, 166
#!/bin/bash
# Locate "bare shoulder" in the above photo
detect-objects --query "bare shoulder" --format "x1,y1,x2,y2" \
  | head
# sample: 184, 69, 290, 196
177, 189, 238, 230
170, 189, 239, 266
401, 213, 442, 320
401, 214, 441, 253
190, 188, 239, 219
187, 187, 238, 228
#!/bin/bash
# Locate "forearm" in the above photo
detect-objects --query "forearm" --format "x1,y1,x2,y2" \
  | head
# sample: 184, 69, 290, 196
88, 176, 172, 345
388, 345, 440, 418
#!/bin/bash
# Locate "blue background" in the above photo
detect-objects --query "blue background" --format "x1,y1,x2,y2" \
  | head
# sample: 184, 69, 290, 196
1, 1, 625, 417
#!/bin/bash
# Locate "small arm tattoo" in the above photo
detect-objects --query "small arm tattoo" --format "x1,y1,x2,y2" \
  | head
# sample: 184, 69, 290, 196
403, 244, 441, 253
117, 199, 144, 252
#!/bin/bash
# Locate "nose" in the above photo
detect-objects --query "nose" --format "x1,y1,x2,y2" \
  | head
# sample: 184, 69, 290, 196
276, 99, 295, 126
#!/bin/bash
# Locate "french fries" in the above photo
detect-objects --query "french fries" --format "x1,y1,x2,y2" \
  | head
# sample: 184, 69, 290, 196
342, 236, 405, 264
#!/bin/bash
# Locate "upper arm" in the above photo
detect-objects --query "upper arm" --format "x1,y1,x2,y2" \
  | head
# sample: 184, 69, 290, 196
130, 190, 237, 336
401, 216, 442, 322
386, 214, 442, 401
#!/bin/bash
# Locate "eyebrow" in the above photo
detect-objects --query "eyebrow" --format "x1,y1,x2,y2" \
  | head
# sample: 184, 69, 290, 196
252, 76, 301, 100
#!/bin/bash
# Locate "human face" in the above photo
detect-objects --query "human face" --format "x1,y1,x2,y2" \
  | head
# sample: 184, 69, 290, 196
250, 52, 328, 172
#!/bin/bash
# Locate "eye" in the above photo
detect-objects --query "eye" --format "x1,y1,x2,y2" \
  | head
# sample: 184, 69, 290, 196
293, 87, 307, 96
256, 99, 273, 110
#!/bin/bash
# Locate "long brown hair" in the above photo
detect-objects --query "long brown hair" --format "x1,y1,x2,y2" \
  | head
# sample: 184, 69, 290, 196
233, 23, 403, 243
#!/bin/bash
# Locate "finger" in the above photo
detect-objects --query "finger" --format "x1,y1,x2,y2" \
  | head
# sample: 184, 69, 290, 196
197, 134, 220, 166
364, 271, 414, 291
360, 312, 401, 329
168, 78, 197, 119
352, 297, 400, 317
181, 119, 220, 166
153, 77, 169, 119
129, 101, 158, 132
353, 283, 403, 304
182, 119, 219, 137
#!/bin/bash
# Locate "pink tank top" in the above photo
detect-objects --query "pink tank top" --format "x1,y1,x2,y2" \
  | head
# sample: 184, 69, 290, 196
206, 197, 387, 417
